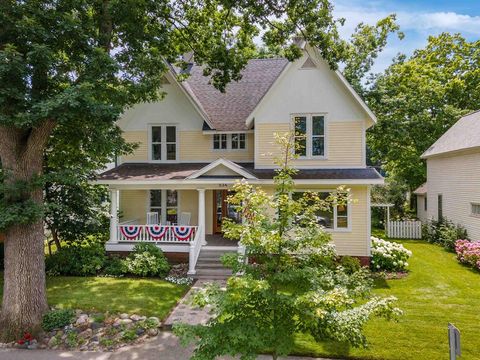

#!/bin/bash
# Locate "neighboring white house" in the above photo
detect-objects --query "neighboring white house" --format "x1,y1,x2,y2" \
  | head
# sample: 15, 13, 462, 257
416, 111, 480, 241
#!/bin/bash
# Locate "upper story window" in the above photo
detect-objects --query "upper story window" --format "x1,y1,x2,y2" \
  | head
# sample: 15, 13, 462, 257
150, 125, 177, 161
293, 114, 326, 158
213, 133, 246, 150
471, 203, 480, 217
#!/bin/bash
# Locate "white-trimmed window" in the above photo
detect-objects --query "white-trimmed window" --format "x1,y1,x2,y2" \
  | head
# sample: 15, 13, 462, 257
471, 203, 480, 217
150, 125, 177, 161
292, 191, 349, 230
293, 114, 326, 158
212, 133, 246, 150
149, 190, 178, 224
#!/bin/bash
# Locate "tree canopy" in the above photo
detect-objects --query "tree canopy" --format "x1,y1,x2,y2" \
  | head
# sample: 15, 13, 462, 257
367, 33, 480, 191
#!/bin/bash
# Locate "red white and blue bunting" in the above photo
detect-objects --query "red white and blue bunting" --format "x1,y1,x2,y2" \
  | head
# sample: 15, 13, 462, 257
173, 226, 194, 241
146, 225, 168, 240
120, 225, 142, 240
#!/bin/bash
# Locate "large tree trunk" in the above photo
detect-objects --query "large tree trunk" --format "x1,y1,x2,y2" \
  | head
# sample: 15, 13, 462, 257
0, 122, 54, 341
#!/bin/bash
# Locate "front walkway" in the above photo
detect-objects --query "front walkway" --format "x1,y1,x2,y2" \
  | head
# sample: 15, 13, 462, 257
0, 332, 334, 360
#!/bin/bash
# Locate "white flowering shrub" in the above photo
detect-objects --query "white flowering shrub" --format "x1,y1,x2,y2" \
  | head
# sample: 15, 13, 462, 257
165, 276, 194, 286
371, 236, 412, 272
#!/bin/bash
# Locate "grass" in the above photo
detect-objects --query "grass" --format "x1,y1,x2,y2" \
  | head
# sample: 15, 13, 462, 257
0, 275, 188, 319
293, 233, 480, 360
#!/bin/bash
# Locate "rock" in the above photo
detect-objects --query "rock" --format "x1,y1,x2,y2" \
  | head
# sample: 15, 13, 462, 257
80, 345, 88, 351
114, 318, 133, 327
78, 328, 93, 339
91, 335, 100, 342
75, 309, 83, 316
56, 330, 63, 337
47, 337, 57, 348
90, 322, 103, 330
147, 317, 161, 327
27, 343, 38, 350
135, 328, 145, 336
137, 315, 147, 321
39, 344, 47, 349
146, 328, 158, 337
130, 314, 141, 321
119, 313, 129, 319
48, 331, 57, 337
76, 314, 89, 326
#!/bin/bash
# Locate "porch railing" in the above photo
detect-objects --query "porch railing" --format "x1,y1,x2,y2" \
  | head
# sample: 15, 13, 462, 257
117, 224, 197, 243
188, 226, 203, 275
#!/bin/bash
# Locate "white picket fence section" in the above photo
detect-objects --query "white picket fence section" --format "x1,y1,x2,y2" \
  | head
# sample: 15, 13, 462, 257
387, 220, 422, 239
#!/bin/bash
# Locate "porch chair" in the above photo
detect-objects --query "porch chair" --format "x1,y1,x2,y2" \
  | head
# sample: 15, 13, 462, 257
178, 212, 191, 226
146, 212, 159, 225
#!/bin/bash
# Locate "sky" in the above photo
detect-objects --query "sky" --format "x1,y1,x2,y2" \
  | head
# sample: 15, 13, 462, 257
333, 0, 480, 73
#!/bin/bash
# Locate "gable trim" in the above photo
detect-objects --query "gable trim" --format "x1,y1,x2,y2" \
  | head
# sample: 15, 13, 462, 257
186, 158, 258, 180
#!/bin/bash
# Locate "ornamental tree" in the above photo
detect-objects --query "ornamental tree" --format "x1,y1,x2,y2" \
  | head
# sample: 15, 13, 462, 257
174, 133, 400, 360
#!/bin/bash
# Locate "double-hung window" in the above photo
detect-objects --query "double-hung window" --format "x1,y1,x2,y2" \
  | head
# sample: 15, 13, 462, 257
292, 191, 349, 230
212, 133, 246, 150
149, 190, 178, 224
471, 203, 480, 217
150, 125, 177, 161
293, 114, 326, 158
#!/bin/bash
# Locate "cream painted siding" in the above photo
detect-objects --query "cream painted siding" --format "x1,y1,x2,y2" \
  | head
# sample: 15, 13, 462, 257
255, 122, 363, 168
179, 190, 199, 227
121, 131, 149, 162
119, 190, 148, 224
179, 131, 254, 162
426, 151, 480, 241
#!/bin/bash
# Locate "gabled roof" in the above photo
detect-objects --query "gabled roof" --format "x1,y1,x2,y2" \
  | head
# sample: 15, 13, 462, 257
421, 110, 480, 159
413, 183, 427, 195
186, 158, 257, 180
181, 59, 289, 131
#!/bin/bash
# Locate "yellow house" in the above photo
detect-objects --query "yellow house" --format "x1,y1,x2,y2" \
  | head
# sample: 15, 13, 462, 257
95, 44, 383, 275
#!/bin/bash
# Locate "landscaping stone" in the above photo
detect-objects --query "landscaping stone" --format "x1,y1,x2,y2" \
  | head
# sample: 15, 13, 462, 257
119, 313, 129, 319
130, 314, 142, 321
78, 328, 93, 339
135, 328, 145, 336
90, 321, 103, 330
147, 328, 158, 337
75, 314, 89, 326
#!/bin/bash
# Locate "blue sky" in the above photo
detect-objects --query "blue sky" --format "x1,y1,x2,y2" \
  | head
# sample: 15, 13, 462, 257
334, 0, 480, 73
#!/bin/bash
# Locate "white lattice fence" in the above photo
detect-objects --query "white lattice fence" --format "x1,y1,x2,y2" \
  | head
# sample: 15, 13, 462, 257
387, 220, 422, 239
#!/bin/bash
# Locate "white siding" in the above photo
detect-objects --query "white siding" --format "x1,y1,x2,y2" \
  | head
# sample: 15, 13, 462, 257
426, 151, 480, 241
416, 195, 428, 223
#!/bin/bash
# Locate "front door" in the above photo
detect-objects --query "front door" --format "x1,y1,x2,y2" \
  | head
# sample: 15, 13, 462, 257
213, 190, 241, 233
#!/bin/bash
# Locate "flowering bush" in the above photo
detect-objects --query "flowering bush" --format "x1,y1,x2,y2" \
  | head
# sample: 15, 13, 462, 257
17, 332, 34, 346
455, 240, 480, 271
371, 236, 412, 272
165, 276, 194, 285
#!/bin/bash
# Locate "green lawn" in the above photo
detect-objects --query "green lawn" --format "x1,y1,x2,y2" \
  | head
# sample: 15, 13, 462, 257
0, 275, 188, 319
294, 237, 480, 360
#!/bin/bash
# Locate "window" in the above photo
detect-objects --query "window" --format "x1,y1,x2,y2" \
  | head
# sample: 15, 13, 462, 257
424, 196, 428, 211
471, 203, 480, 217
150, 125, 177, 161
292, 191, 349, 230
213, 134, 227, 149
150, 190, 178, 224
438, 194, 443, 221
212, 133, 247, 150
293, 114, 326, 158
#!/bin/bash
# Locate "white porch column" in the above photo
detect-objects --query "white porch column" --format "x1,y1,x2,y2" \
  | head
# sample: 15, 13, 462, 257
197, 188, 206, 245
109, 189, 119, 244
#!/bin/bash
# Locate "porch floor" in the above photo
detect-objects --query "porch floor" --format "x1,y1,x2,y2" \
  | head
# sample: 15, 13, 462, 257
205, 234, 238, 247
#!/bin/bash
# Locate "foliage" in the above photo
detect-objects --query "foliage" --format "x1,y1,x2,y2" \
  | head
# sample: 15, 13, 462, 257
422, 219, 468, 251
102, 255, 126, 277
367, 33, 480, 191
165, 276, 195, 286
42, 309, 75, 332
455, 240, 480, 271
371, 237, 412, 272
0, 242, 3, 270
339, 256, 362, 275
123, 243, 170, 278
370, 177, 412, 224
45, 240, 106, 276
174, 133, 400, 359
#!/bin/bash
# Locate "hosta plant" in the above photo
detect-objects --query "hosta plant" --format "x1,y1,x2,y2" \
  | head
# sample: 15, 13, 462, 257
371, 236, 412, 272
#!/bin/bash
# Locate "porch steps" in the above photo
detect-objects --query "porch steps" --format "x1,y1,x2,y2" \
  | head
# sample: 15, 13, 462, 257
194, 249, 237, 280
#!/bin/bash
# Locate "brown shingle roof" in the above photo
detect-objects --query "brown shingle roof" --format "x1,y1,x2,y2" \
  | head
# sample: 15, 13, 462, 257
183, 58, 289, 131
97, 163, 383, 182
413, 183, 427, 195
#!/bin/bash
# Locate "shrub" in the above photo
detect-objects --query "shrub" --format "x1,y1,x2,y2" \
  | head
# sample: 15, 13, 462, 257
371, 236, 412, 272
423, 219, 468, 251
339, 256, 361, 274
455, 240, 480, 271
123, 242, 170, 277
42, 309, 75, 331
103, 255, 126, 276
45, 241, 106, 276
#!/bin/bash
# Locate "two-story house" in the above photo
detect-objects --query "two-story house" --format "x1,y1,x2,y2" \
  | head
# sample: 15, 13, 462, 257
95, 43, 383, 275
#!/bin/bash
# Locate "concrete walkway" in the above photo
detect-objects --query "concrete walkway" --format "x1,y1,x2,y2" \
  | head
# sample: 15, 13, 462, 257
0, 331, 333, 360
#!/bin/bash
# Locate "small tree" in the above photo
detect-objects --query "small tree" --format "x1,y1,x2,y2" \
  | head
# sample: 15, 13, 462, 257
175, 133, 400, 359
